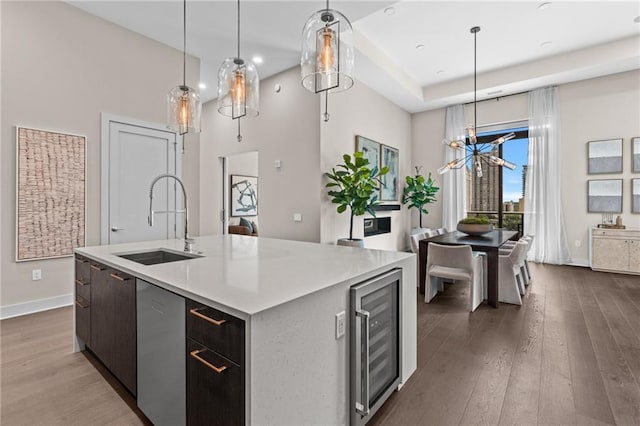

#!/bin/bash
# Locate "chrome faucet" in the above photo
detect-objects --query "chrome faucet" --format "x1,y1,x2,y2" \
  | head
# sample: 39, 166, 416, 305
148, 174, 194, 252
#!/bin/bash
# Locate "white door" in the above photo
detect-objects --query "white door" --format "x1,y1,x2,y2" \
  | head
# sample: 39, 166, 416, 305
101, 115, 180, 244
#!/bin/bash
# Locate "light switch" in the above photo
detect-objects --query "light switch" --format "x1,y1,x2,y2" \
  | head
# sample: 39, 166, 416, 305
275, 160, 282, 169
293, 213, 302, 222
32, 269, 42, 281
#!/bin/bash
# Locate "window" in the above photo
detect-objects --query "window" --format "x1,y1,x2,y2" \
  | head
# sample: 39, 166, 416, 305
466, 124, 529, 236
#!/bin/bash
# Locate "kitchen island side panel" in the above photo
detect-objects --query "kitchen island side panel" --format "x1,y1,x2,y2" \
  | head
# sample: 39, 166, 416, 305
248, 256, 417, 424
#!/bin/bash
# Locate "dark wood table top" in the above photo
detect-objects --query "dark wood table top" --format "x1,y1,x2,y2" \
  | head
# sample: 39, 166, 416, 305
419, 229, 518, 249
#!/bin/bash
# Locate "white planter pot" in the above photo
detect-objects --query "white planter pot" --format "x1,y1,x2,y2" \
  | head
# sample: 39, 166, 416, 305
337, 238, 365, 248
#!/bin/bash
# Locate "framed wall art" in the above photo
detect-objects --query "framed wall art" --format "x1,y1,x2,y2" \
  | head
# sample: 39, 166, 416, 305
632, 178, 640, 214
355, 135, 380, 171
588, 138, 623, 174
587, 179, 622, 213
380, 145, 399, 201
16, 126, 86, 261
633, 137, 640, 173
230, 175, 258, 217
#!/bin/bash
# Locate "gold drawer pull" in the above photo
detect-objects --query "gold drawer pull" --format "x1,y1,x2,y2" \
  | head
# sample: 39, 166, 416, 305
110, 273, 131, 281
75, 299, 90, 309
189, 308, 227, 326
75, 279, 89, 286
190, 349, 227, 374
90, 264, 105, 271
75, 258, 88, 264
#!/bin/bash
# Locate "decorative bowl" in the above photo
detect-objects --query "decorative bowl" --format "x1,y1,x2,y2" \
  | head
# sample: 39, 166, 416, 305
457, 223, 494, 236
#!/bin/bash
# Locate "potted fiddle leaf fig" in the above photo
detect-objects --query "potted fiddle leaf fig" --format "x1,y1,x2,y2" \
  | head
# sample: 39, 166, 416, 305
402, 166, 439, 231
325, 152, 389, 247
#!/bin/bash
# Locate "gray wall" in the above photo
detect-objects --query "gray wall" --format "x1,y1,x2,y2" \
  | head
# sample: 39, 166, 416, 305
1, 1, 199, 311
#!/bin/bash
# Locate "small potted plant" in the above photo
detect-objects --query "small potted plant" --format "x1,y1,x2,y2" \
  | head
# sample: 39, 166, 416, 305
325, 152, 388, 247
402, 166, 439, 233
457, 216, 493, 236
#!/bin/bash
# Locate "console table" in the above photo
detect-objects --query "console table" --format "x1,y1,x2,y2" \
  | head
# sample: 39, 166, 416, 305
589, 227, 640, 275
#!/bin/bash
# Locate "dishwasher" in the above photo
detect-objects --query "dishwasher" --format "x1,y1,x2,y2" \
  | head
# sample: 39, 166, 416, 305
137, 279, 186, 426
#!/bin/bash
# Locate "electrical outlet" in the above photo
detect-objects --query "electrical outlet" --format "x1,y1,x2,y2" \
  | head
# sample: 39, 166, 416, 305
32, 269, 42, 281
575, 240, 582, 248
293, 213, 302, 222
335, 311, 345, 339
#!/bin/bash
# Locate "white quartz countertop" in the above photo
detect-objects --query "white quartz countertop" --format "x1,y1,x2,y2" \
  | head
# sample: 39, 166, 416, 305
75, 235, 413, 316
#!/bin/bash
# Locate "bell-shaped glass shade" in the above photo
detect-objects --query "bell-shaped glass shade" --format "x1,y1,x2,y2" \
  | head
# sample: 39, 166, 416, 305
167, 85, 202, 134
218, 58, 259, 119
301, 8, 354, 94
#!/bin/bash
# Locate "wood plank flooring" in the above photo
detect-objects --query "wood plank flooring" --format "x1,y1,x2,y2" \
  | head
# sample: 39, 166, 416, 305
1, 263, 639, 425
370, 263, 640, 426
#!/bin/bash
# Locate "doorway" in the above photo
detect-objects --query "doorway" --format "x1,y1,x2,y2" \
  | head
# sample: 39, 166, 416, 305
221, 151, 258, 235
100, 114, 181, 244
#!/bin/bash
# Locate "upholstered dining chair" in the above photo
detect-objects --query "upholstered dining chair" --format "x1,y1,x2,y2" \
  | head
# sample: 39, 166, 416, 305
498, 241, 529, 304
410, 231, 429, 254
501, 235, 533, 286
435, 227, 448, 235
425, 243, 485, 312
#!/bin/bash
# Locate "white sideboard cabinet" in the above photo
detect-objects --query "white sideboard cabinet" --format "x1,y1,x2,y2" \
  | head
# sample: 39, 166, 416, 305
589, 227, 640, 275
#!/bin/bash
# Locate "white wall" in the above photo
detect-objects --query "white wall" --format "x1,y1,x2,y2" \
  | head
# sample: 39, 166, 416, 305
412, 70, 640, 265
0, 1, 199, 312
199, 67, 321, 242
320, 81, 412, 251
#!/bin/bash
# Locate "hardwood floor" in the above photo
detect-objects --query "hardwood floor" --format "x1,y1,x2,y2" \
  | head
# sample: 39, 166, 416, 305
1, 263, 639, 425
371, 263, 640, 426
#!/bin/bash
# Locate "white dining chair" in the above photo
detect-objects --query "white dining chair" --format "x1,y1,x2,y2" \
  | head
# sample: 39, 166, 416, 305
435, 227, 448, 236
497, 241, 528, 305
410, 231, 428, 254
425, 243, 485, 312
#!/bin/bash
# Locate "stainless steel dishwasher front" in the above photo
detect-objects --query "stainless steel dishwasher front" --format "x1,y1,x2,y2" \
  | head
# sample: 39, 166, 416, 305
136, 279, 186, 426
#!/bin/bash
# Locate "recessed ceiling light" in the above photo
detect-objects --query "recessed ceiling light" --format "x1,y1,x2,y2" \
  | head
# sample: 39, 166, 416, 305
634, 15, 640, 23
198, 83, 206, 89
436, 70, 445, 75
416, 44, 425, 50
384, 7, 395, 16
540, 41, 552, 48
252, 56, 263, 64
538, 2, 551, 10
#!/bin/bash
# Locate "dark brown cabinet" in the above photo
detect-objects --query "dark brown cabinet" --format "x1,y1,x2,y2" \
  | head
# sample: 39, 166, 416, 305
74, 255, 91, 344
186, 299, 245, 426
86, 259, 137, 396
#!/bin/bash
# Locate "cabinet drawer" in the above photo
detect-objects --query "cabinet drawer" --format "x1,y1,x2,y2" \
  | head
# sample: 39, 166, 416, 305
75, 278, 91, 301
75, 296, 91, 344
75, 255, 90, 284
186, 338, 244, 426
186, 299, 245, 365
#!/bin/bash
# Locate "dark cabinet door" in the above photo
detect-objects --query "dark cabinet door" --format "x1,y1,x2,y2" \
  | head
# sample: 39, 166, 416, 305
74, 255, 91, 344
89, 262, 113, 368
109, 270, 137, 396
186, 338, 244, 426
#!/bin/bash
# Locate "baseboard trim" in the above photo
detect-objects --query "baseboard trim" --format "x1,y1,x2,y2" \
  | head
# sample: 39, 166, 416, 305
0, 294, 73, 320
566, 259, 590, 268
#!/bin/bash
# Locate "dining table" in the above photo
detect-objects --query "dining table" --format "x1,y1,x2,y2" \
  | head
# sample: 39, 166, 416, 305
418, 229, 518, 308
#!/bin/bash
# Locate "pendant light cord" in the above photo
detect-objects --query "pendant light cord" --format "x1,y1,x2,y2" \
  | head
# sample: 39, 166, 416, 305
326, 0, 329, 10
473, 28, 477, 134
237, 0, 240, 60
183, 0, 186, 86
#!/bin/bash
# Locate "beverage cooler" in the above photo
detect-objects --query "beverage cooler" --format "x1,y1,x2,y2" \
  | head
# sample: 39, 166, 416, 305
350, 268, 402, 426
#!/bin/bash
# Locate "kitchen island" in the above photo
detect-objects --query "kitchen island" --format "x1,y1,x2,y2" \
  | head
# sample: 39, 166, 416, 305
74, 235, 416, 425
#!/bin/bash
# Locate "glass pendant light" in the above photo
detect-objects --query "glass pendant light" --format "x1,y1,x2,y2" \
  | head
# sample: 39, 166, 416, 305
167, 0, 201, 135
438, 26, 517, 176
301, 0, 354, 121
218, 0, 259, 142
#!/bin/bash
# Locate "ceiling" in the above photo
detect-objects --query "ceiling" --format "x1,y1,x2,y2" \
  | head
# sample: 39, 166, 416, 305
68, 1, 640, 113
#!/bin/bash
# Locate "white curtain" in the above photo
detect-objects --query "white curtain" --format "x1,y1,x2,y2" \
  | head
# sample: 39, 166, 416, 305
524, 87, 571, 264
442, 104, 467, 231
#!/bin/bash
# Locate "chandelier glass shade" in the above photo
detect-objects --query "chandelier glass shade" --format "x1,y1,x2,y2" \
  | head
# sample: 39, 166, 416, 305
438, 26, 516, 177
218, 0, 259, 121
301, 2, 354, 121
167, 0, 201, 135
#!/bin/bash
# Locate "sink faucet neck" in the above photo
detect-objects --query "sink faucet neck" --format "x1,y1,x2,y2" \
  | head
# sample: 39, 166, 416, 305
148, 174, 193, 252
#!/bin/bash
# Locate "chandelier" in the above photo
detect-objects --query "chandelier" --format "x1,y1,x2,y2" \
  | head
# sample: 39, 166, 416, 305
438, 26, 516, 177
218, 0, 259, 142
167, 0, 202, 135
300, 0, 354, 122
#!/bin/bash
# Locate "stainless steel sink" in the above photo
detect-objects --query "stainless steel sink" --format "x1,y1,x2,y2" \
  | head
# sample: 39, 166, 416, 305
117, 248, 202, 265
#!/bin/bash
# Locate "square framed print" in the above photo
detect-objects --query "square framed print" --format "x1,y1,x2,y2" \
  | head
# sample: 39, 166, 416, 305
16, 126, 86, 261
230, 175, 258, 217
633, 137, 640, 173
588, 179, 622, 213
355, 135, 381, 171
632, 178, 640, 214
380, 145, 399, 201
588, 138, 623, 174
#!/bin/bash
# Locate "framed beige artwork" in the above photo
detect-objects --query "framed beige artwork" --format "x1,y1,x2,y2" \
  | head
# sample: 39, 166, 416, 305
16, 126, 86, 261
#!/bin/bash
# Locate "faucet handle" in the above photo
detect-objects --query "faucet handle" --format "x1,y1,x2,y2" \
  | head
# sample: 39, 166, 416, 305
184, 237, 195, 253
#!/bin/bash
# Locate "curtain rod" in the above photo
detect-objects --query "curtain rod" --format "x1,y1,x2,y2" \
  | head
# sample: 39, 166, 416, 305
462, 89, 529, 106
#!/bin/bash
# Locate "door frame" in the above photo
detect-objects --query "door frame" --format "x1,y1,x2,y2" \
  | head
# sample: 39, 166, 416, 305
100, 113, 182, 244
